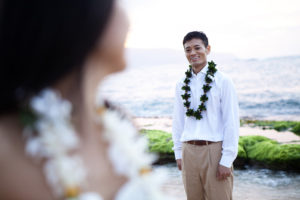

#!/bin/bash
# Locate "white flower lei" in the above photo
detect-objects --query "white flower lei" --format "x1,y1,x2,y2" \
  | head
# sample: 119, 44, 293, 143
24, 89, 173, 200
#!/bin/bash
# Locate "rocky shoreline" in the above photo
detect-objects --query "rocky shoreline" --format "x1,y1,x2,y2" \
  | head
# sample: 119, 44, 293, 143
135, 117, 300, 172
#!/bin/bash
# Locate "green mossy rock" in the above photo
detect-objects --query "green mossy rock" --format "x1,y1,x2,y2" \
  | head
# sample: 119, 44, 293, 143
236, 135, 273, 168
274, 123, 289, 131
140, 129, 173, 153
140, 129, 175, 164
234, 143, 248, 168
238, 135, 300, 171
291, 123, 300, 136
239, 135, 278, 149
238, 143, 247, 159
141, 129, 300, 171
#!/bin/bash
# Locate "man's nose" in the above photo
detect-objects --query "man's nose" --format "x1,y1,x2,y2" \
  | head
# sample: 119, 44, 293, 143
190, 49, 196, 55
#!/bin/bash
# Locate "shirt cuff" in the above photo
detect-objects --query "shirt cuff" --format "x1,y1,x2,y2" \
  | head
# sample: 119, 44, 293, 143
174, 149, 182, 160
219, 155, 235, 168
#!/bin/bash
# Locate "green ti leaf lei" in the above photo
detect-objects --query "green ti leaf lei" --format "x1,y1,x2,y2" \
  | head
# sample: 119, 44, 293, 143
181, 61, 217, 120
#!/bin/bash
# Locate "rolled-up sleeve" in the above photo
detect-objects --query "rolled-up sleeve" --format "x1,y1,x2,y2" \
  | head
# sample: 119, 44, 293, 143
219, 77, 240, 168
172, 82, 185, 160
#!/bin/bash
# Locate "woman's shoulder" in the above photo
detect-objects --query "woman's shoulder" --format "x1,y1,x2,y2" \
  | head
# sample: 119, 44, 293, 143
0, 114, 23, 158
0, 115, 53, 199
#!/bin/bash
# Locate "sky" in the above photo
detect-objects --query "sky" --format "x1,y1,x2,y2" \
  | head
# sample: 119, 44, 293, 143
121, 0, 300, 59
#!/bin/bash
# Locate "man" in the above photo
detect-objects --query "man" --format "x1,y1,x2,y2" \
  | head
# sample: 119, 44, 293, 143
172, 31, 239, 200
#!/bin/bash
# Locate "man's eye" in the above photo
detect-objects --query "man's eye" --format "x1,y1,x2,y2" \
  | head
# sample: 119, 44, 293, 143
186, 49, 191, 52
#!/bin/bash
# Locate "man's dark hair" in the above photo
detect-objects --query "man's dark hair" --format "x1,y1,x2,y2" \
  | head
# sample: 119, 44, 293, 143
0, 0, 114, 113
183, 31, 209, 47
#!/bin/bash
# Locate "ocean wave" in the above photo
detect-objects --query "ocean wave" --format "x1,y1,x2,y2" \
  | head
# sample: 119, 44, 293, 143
241, 99, 300, 110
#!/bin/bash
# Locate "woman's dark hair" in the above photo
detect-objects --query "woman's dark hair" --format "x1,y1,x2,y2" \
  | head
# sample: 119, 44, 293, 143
0, 0, 114, 113
183, 31, 209, 47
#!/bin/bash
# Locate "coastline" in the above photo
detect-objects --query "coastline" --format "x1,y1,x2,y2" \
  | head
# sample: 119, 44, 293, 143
134, 117, 300, 144
137, 117, 300, 199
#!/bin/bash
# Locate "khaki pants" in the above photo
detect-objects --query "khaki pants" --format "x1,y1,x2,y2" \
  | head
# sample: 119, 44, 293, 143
182, 142, 233, 200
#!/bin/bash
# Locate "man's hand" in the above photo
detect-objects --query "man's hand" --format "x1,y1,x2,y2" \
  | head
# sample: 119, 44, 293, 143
176, 159, 182, 170
216, 164, 231, 181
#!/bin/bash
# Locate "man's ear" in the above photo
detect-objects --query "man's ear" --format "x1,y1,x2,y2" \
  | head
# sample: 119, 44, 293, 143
206, 45, 211, 55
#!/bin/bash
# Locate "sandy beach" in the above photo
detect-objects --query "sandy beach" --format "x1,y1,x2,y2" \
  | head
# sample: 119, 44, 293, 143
134, 117, 300, 144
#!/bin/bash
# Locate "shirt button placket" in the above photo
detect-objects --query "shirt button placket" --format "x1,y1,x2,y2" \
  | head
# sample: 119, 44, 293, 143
195, 76, 199, 107
197, 75, 201, 102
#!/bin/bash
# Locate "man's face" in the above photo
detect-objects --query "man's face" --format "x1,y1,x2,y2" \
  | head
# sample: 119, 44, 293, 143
184, 38, 210, 68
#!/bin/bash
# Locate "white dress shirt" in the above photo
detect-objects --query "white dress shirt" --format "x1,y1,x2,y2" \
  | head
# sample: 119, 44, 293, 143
172, 64, 240, 168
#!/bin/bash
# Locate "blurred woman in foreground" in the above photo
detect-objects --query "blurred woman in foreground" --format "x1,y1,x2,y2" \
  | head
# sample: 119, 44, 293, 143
0, 0, 171, 199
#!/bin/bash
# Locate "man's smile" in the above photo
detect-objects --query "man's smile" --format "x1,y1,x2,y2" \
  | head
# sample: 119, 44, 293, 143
191, 56, 201, 62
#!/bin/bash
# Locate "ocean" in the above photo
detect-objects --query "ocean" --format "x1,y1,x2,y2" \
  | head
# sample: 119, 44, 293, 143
99, 48, 300, 121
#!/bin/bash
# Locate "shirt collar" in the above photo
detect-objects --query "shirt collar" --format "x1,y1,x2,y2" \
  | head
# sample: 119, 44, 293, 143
200, 65, 209, 75
192, 64, 209, 77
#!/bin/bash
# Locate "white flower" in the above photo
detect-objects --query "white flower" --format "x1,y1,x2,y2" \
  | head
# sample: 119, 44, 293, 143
44, 156, 86, 197
25, 137, 44, 158
207, 74, 215, 81
44, 160, 63, 196
116, 169, 172, 200
100, 110, 155, 177
79, 192, 103, 200
33, 120, 78, 158
57, 156, 86, 187
25, 89, 86, 198
31, 89, 72, 121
